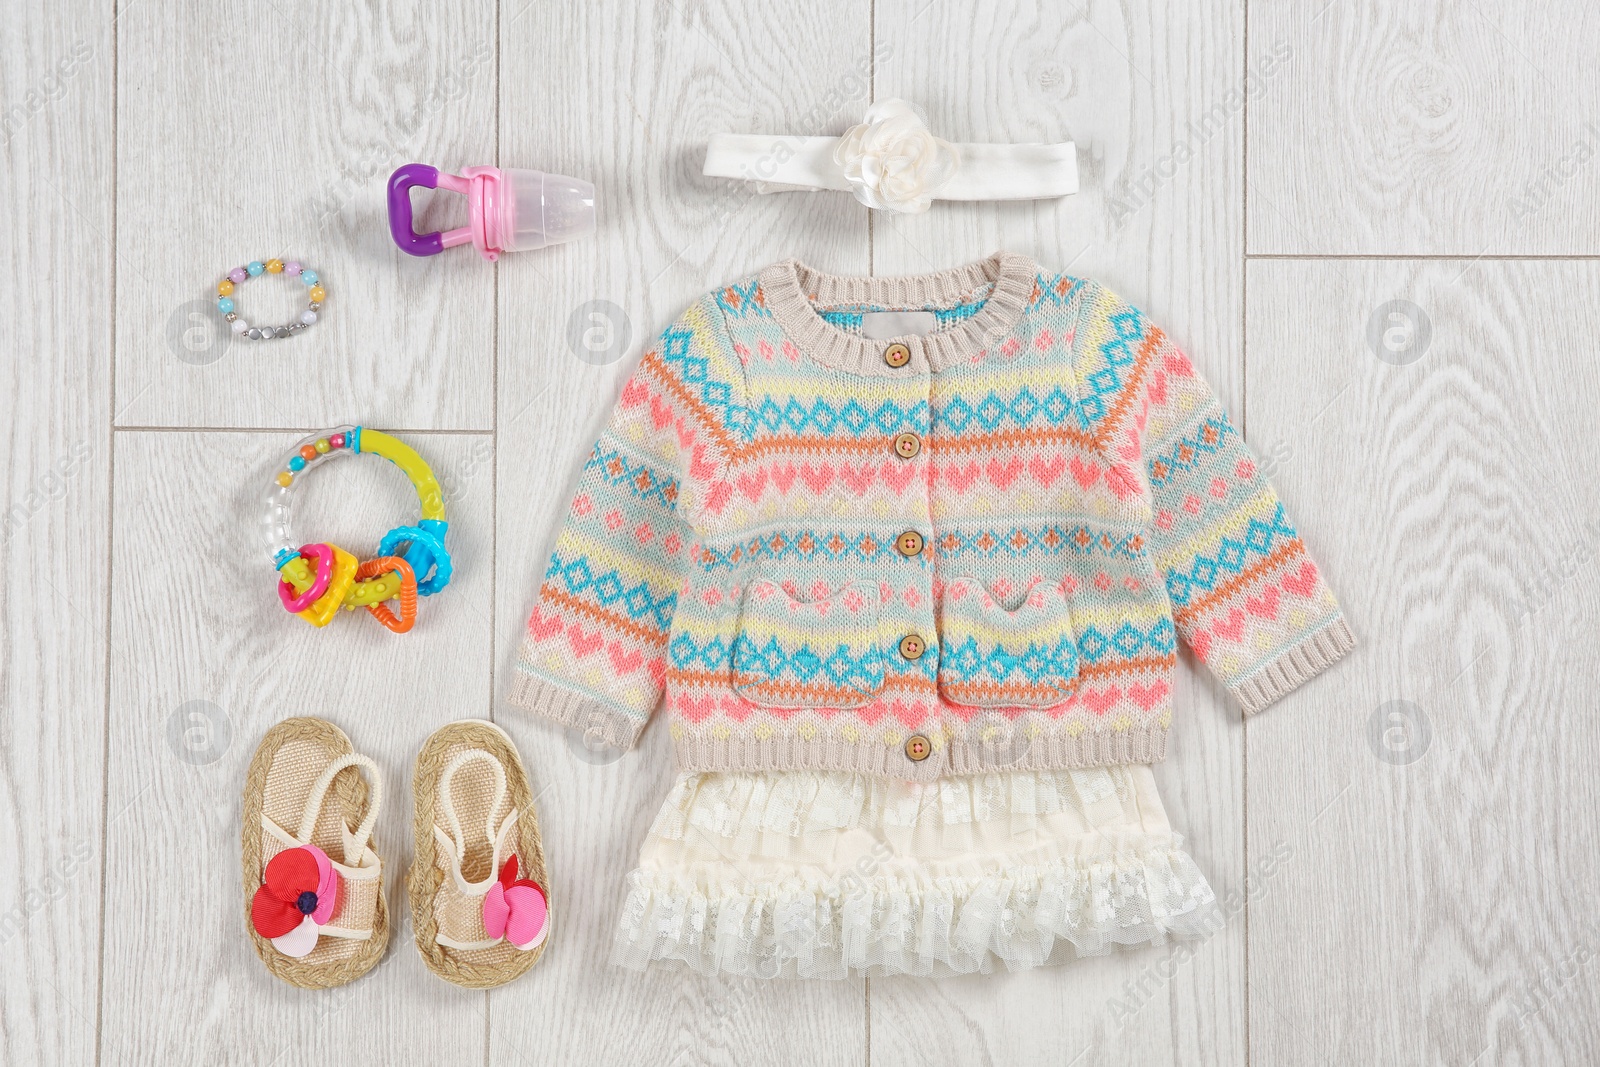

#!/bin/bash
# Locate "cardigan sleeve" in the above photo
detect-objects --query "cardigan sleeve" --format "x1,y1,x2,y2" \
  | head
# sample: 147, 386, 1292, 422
507, 296, 740, 747
1074, 282, 1355, 715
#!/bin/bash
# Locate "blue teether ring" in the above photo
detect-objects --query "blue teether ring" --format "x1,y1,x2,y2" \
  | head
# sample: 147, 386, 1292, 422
380, 518, 453, 596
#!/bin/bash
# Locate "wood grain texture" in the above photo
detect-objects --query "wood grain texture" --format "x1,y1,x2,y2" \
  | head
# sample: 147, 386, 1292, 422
0, 2, 112, 1064
2, 0, 1594, 1063
112, 0, 500, 430
487, 1, 870, 1064
1245, 258, 1600, 1065
101, 431, 496, 1065
1247, 0, 1600, 255
867, 2, 1248, 1064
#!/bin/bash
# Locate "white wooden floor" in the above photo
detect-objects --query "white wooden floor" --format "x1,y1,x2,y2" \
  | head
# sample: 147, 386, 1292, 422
4, 1, 1599, 1064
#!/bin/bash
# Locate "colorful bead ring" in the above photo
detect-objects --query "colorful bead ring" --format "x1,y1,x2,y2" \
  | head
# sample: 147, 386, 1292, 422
263, 426, 451, 633
216, 258, 326, 340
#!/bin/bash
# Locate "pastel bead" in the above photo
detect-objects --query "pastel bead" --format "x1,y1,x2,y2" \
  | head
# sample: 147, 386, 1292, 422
314, 438, 331, 454
229, 267, 248, 284
266, 258, 284, 273
300, 310, 318, 325
231, 319, 249, 334
308, 286, 326, 303
329, 433, 345, 449
284, 261, 302, 276
288, 455, 306, 472
299, 445, 317, 461
276, 472, 293, 487
247, 261, 265, 276
300, 270, 319, 286
217, 279, 234, 296
217, 297, 235, 313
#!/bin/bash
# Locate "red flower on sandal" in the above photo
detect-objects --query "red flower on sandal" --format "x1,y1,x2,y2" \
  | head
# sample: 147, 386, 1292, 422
481, 855, 548, 951
251, 844, 339, 958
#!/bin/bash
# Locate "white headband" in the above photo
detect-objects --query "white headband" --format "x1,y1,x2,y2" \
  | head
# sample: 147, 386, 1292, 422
703, 99, 1078, 214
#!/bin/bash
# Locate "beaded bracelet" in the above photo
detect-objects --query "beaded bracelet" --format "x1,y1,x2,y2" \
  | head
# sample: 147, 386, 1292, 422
216, 258, 327, 340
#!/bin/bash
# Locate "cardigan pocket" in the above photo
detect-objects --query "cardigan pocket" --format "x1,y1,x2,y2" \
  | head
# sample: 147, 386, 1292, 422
936, 577, 1081, 708
731, 579, 886, 709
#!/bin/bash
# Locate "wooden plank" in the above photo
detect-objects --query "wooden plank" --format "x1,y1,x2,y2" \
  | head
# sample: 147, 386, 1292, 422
1247, 0, 1600, 254
112, 0, 499, 430
867, 1, 1249, 1064
488, 1, 873, 1063
0, 3, 113, 1065
100, 430, 495, 1063
1245, 258, 1600, 1065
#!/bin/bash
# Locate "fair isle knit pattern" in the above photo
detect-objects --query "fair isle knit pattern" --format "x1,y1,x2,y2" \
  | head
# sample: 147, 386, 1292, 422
510, 253, 1354, 782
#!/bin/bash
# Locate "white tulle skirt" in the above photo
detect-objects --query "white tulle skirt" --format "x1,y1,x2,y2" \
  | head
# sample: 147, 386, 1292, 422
610, 765, 1218, 979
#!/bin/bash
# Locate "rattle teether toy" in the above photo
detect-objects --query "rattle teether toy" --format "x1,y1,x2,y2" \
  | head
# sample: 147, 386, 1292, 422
217, 258, 327, 340
263, 426, 451, 633
387, 163, 595, 262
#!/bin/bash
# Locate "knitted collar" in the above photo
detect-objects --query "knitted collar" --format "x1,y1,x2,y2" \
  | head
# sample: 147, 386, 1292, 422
758, 251, 1039, 375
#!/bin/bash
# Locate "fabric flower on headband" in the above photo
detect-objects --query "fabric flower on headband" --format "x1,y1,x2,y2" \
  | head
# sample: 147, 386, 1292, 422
833, 99, 960, 214
251, 844, 339, 958
482, 855, 549, 951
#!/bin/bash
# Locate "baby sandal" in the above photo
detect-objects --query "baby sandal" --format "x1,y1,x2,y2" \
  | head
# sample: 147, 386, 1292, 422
409, 719, 551, 988
242, 717, 388, 989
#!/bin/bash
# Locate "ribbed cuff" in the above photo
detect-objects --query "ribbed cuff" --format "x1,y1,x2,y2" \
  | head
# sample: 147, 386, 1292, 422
1232, 616, 1357, 716
504, 668, 647, 750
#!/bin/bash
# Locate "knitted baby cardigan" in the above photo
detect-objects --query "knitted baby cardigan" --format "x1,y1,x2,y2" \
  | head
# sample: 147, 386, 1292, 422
510, 253, 1354, 781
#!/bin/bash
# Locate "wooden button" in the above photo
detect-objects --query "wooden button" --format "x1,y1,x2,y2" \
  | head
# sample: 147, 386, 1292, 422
892, 432, 922, 459
883, 342, 912, 368
898, 634, 927, 660
904, 734, 931, 762
895, 530, 924, 557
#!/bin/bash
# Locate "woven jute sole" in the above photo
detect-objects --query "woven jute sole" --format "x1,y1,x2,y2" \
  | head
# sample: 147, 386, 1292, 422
241, 717, 389, 989
409, 719, 551, 989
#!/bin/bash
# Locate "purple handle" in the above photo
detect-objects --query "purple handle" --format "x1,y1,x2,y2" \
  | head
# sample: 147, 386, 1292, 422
388, 164, 443, 256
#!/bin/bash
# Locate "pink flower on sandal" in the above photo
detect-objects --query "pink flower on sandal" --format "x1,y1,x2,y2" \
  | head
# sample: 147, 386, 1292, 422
482, 856, 548, 951
251, 844, 339, 958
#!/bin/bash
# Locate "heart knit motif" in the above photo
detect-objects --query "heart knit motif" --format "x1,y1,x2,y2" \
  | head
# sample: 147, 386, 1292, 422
1283, 561, 1319, 597
567, 625, 603, 657
881, 460, 918, 493
799, 463, 835, 494
1069, 455, 1100, 489
1081, 687, 1122, 716
719, 695, 754, 722
986, 456, 1024, 489
677, 694, 717, 723
840, 462, 877, 495
1246, 586, 1281, 620
736, 469, 768, 500
1105, 464, 1141, 500
1029, 454, 1066, 487
891, 699, 928, 729
1128, 681, 1170, 710
607, 643, 643, 674
771, 462, 797, 493
527, 608, 563, 642
945, 461, 981, 492
649, 394, 674, 430
1212, 608, 1245, 642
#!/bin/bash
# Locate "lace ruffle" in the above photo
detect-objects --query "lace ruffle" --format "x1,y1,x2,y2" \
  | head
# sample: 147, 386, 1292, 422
612, 844, 1218, 978
615, 767, 1217, 978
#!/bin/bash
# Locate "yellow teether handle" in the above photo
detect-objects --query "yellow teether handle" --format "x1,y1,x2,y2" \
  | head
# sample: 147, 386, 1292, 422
280, 555, 316, 589
358, 429, 445, 521
281, 550, 406, 611
296, 546, 359, 627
